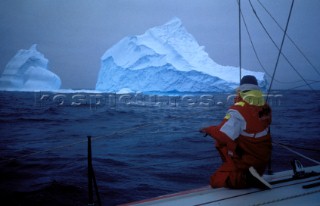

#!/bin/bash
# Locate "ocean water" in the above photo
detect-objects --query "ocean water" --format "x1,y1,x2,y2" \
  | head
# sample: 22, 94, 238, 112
0, 90, 319, 206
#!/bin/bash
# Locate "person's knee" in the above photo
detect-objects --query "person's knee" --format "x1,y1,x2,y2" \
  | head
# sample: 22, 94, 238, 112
225, 171, 248, 189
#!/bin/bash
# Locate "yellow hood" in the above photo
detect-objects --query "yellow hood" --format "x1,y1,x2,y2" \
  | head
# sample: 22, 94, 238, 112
240, 90, 265, 106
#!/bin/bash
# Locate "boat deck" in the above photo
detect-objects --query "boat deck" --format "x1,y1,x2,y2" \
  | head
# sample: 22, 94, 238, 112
121, 165, 320, 206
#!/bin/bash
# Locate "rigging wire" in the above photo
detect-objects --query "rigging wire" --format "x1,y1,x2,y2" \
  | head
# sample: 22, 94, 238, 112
273, 142, 320, 165
274, 141, 320, 153
266, 0, 295, 100
257, 0, 320, 78
287, 80, 320, 90
248, 0, 315, 93
237, 1, 313, 84
238, 2, 282, 83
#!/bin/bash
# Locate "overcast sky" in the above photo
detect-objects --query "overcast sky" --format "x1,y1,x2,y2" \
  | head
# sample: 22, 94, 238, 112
0, 0, 319, 90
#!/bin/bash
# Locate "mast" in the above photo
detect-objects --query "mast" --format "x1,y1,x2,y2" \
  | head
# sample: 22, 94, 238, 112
239, 0, 242, 82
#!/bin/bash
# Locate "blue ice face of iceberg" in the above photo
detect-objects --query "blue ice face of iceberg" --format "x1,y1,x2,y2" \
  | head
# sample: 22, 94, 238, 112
96, 17, 267, 93
0, 44, 61, 91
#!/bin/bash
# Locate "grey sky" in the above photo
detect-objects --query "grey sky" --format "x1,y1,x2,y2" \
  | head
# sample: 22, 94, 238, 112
0, 0, 319, 90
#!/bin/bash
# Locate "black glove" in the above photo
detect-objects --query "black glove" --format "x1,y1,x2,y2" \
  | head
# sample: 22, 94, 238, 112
199, 128, 209, 137
235, 145, 243, 158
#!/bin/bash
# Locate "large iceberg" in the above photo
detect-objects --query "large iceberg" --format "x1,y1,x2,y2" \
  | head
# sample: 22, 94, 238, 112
96, 17, 267, 93
0, 45, 61, 91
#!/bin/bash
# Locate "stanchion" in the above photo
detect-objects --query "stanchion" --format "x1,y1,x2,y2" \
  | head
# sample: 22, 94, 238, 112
267, 131, 273, 175
87, 136, 102, 206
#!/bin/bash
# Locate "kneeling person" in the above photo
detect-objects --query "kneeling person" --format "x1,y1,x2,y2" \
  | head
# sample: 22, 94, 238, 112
200, 75, 272, 189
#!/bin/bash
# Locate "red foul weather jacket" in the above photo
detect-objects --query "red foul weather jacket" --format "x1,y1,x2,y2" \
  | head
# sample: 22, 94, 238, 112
203, 91, 272, 188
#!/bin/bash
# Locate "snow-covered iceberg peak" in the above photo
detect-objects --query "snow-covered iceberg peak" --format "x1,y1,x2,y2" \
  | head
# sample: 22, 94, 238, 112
96, 17, 267, 93
0, 44, 61, 91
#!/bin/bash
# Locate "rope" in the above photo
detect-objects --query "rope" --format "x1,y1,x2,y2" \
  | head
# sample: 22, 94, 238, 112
128, 155, 218, 170
0, 128, 219, 174
3, 124, 319, 168
1, 139, 88, 163
2, 98, 318, 171
0, 109, 209, 165
0, 122, 155, 164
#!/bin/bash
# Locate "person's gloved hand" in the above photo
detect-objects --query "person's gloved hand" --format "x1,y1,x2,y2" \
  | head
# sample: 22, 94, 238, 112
199, 128, 209, 137
235, 145, 243, 158
200, 127, 215, 137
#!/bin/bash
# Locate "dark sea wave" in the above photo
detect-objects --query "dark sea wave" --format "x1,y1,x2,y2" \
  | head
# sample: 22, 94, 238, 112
0, 91, 319, 205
